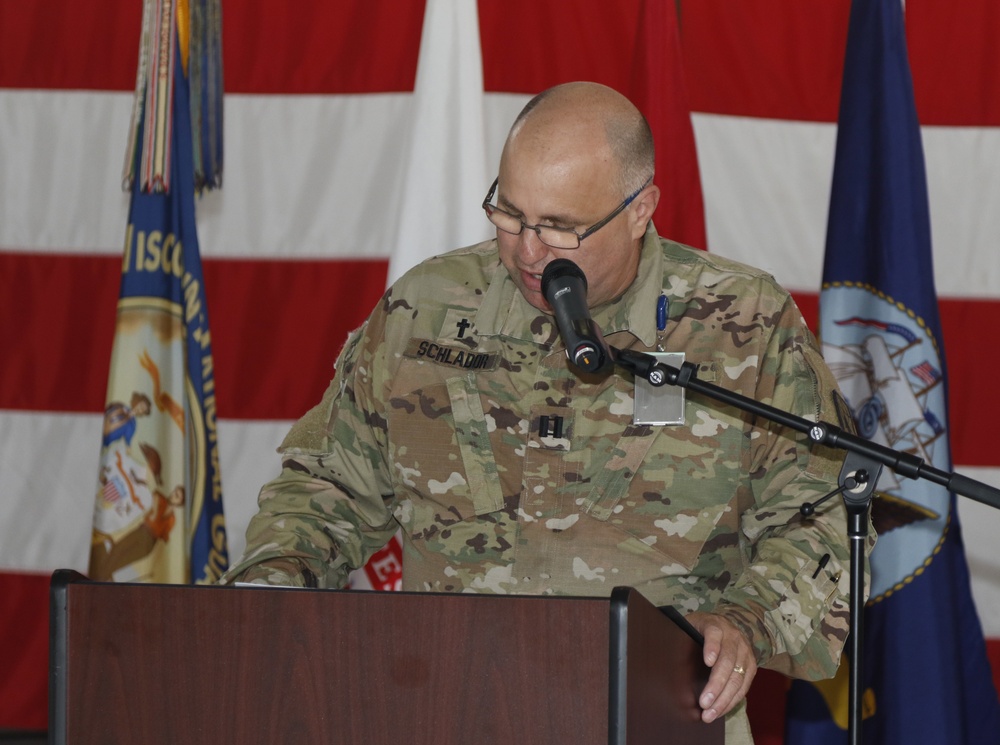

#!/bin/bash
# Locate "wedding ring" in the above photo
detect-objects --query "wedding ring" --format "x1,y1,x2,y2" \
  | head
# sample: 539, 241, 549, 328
733, 664, 746, 675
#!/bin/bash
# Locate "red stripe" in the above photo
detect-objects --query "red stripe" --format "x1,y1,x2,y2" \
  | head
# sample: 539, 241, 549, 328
0, 1, 425, 94
0, 2, 143, 91
629, 0, 707, 249
202, 257, 387, 418
1, 253, 119, 415
908, 1, 1000, 126
680, 1, 851, 123
0, 252, 387, 421
221, 1, 426, 94
478, 0, 642, 94
4, 1, 1000, 124
0, 571, 49, 731
936, 298, 1000, 467
678, 0, 1000, 126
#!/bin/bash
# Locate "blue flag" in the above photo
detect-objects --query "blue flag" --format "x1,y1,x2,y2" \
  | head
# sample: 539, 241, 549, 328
90, 33, 228, 585
785, 0, 1000, 742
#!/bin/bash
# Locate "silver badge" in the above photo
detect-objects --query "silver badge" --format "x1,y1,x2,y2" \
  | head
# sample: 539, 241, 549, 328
633, 352, 685, 425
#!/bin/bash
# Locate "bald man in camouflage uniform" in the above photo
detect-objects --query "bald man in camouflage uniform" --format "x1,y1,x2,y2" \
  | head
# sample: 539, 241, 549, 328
222, 82, 869, 744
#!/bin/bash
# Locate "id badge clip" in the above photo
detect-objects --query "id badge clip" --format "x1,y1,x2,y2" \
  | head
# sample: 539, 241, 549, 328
633, 352, 685, 425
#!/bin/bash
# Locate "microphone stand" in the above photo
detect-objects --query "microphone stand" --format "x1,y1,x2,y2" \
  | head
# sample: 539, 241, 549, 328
611, 346, 1000, 745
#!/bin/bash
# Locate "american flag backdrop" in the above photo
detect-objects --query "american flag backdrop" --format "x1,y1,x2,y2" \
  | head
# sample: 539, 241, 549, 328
2, 1, 1000, 739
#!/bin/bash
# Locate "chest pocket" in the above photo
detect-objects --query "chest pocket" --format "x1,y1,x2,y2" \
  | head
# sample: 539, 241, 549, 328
387, 363, 504, 520
520, 390, 661, 520
580, 425, 660, 520
445, 375, 505, 514
575, 362, 738, 569
581, 360, 722, 520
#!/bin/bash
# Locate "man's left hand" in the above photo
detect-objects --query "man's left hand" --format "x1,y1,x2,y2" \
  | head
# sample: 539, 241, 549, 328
685, 611, 757, 724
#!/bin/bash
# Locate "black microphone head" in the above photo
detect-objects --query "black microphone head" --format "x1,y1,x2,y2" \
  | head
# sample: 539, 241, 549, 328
541, 258, 587, 301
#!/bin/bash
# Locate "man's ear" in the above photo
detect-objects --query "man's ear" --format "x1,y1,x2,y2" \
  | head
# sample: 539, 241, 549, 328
629, 184, 660, 239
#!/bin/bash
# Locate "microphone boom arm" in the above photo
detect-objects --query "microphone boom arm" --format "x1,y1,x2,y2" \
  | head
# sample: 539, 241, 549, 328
611, 346, 1000, 509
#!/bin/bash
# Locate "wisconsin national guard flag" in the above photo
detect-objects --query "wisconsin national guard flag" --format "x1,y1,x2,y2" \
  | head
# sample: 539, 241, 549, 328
786, 0, 1000, 742
90, 6, 227, 584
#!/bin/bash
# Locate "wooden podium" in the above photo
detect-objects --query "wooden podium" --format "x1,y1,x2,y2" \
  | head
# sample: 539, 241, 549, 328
50, 570, 723, 744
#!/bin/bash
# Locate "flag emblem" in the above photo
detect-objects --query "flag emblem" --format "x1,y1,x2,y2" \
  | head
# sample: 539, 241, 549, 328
821, 283, 947, 600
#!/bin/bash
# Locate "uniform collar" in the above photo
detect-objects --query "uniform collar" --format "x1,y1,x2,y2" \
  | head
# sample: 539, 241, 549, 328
476, 222, 663, 349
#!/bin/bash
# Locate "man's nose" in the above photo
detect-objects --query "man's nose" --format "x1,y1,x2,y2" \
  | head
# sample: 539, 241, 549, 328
516, 226, 550, 265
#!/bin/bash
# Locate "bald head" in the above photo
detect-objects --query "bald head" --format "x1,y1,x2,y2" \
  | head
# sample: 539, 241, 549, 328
504, 82, 655, 198
493, 82, 661, 313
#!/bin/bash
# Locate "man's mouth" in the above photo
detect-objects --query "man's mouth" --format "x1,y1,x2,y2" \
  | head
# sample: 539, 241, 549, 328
521, 269, 543, 288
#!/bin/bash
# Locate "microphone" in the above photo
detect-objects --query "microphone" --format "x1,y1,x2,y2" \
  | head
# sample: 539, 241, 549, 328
541, 258, 610, 373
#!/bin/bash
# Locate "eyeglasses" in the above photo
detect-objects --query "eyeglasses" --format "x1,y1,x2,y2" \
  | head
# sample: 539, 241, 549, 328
481, 175, 653, 250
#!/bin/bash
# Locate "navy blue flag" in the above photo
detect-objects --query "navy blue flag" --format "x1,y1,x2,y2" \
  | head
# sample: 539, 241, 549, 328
90, 34, 228, 584
785, 0, 1000, 742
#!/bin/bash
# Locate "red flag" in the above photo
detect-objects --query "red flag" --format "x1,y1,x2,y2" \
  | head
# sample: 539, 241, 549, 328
629, 0, 707, 249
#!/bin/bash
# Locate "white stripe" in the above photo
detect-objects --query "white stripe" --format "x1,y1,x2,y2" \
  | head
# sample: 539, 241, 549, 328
0, 90, 413, 259
693, 114, 836, 291
922, 125, 1000, 297
692, 113, 1000, 298
7, 90, 1000, 303
0, 411, 100, 573
387, 0, 491, 285
199, 93, 419, 260
0, 410, 292, 573
0, 91, 133, 252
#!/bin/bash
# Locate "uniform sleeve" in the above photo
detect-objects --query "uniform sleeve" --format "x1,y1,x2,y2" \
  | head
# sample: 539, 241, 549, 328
711, 292, 875, 680
219, 297, 398, 588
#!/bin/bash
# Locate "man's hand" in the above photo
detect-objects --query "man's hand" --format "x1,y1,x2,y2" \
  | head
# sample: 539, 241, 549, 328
685, 611, 757, 724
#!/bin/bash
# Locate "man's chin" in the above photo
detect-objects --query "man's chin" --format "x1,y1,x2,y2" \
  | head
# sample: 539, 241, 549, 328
519, 288, 552, 315
505, 267, 553, 313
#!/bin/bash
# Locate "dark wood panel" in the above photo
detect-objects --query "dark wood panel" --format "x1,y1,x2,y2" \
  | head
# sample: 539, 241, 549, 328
51, 574, 721, 745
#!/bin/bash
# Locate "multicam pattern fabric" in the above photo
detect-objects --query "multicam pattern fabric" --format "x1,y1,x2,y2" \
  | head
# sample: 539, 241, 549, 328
223, 223, 870, 688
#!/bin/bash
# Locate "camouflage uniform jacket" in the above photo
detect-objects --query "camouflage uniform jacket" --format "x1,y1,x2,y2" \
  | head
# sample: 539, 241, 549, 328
224, 223, 866, 688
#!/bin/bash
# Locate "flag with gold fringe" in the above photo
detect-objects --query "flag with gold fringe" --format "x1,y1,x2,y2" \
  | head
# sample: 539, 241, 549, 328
90, 0, 227, 584
785, 0, 1000, 742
